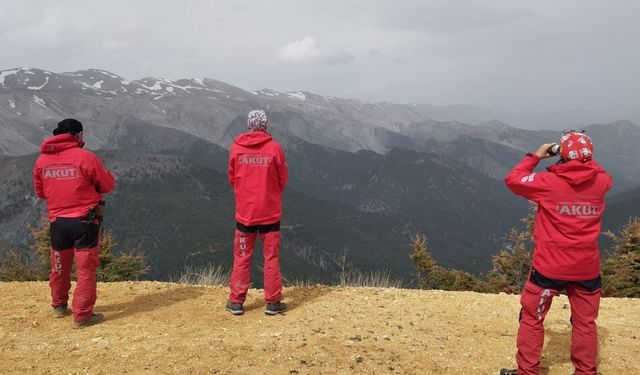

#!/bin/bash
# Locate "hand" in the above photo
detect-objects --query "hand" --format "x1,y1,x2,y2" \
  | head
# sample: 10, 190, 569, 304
535, 143, 556, 159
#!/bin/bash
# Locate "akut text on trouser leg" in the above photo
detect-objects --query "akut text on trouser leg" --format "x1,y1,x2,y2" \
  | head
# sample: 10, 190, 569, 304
516, 280, 559, 375
229, 229, 257, 304
49, 248, 74, 308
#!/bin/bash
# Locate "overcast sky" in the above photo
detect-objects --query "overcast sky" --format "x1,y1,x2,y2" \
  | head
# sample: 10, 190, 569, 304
1, 0, 638, 116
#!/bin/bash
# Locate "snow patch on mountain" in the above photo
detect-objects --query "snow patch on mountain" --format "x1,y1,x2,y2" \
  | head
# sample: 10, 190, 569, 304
256, 89, 282, 97
96, 70, 121, 79
93, 80, 104, 89
0, 69, 19, 86
27, 77, 49, 90
79, 82, 100, 91
32, 95, 47, 108
141, 80, 163, 91
136, 77, 227, 96
287, 92, 306, 101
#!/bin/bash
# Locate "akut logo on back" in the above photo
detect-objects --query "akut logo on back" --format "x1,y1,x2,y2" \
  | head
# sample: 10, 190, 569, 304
556, 201, 600, 218
238, 154, 272, 166
43, 164, 79, 180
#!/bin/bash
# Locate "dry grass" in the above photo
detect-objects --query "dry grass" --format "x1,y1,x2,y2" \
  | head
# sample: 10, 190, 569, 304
337, 269, 404, 288
172, 264, 230, 286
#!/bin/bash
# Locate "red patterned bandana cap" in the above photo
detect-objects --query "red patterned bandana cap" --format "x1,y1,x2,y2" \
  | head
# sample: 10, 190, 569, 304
560, 131, 593, 162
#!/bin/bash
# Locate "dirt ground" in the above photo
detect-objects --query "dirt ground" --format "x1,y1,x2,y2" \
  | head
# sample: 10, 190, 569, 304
0, 282, 638, 374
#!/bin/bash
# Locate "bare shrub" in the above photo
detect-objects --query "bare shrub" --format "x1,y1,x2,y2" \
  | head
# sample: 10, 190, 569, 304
332, 249, 403, 288
338, 269, 403, 288
282, 274, 319, 288
175, 264, 230, 286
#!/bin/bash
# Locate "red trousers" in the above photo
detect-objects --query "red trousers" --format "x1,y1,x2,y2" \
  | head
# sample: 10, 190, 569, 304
516, 274, 601, 375
49, 217, 101, 322
228, 226, 282, 304
49, 247, 100, 322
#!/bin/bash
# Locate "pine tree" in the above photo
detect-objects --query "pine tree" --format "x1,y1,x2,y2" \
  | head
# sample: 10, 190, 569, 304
97, 231, 150, 282
487, 228, 532, 293
29, 215, 53, 279
0, 250, 44, 281
602, 217, 640, 297
409, 232, 436, 285
2, 214, 150, 282
410, 232, 486, 291
486, 203, 536, 293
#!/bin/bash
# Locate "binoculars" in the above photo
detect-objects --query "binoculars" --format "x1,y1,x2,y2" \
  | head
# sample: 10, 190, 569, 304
548, 144, 561, 156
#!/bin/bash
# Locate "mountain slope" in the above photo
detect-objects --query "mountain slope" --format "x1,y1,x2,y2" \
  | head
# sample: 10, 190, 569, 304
0, 67, 432, 153
270, 133, 529, 270
414, 103, 619, 131
3, 115, 634, 278
604, 186, 640, 234
97, 118, 529, 272
2, 67, 639, 279
2, 67, 639, 192
0, 150, 421, 282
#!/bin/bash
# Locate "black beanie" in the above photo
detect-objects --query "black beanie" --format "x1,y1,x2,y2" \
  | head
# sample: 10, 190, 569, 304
53, 118, 83, 135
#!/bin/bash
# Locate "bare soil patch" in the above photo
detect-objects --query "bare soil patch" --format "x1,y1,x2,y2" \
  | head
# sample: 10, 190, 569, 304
0, 282, 638, 374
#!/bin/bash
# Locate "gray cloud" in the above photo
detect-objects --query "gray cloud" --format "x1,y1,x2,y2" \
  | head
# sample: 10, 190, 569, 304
276, 37, 355, 66
322, 50, 356, 66
1, 0, 638, 119
374, 1, 536, 34
276, 37, 321, 63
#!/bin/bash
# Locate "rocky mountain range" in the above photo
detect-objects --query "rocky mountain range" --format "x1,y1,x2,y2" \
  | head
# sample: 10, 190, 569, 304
412, 103, 630, 131
1, 67, 638, 281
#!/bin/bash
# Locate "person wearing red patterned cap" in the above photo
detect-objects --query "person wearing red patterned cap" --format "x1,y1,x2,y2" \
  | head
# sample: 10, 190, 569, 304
226, 110, 288, 316
500, 131, 613, 375
33, 118, 115, 328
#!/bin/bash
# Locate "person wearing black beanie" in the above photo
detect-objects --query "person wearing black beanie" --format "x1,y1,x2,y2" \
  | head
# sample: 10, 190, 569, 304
33, 118, 115, 328
53, 118, 83, 135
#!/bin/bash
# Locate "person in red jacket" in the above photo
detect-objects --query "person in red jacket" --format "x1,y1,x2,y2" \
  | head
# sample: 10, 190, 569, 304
226, 110, 288, 316
33, 118, 115, 328
501, 131, 613, 375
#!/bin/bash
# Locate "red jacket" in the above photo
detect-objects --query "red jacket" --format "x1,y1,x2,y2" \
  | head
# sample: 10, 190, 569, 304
33, 134, 115, 221
505, 154, 613, 280
228, 131, 288, 226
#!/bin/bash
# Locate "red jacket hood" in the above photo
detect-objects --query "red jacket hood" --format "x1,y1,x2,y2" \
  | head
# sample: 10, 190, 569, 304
234, 131, 272, 147
40, 134, 84, 154
547, 159, 605, 187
